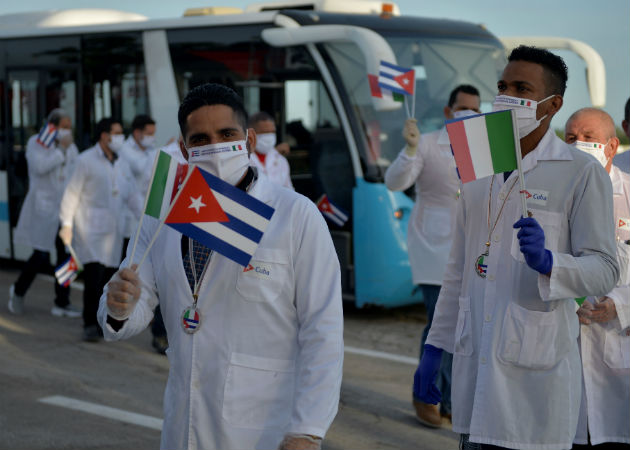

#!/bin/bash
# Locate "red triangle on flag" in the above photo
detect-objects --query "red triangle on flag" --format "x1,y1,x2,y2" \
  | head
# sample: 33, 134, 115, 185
394, 70, 415, 95
68, 258, 78, 272
317, 195, 334, 214
165, 167, 228, 224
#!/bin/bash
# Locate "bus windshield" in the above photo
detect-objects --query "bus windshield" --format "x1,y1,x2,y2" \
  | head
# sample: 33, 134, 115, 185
323, 36, 506, 181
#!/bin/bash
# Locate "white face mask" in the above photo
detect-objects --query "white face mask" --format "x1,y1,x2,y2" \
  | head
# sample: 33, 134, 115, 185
109, 134, 125, 153
141, 134, 156, 149
453, 109, 479, 119
573, 140, 609, 168
187, 133, 250, 185
492, 94, 554, 138
57, 128, 72, 140
256, 133, 277, 155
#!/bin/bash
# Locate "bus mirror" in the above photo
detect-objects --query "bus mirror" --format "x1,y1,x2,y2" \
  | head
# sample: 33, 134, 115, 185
262, 24, 402, 111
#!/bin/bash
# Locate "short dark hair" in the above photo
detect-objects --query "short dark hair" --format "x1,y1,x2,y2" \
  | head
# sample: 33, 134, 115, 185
178, 83, 248, 137
508, 45, 568, 96
95, 118, 118, 141
131, 114, 155, 132
448, 85, 480, 108
248, 111, 274, 128
625, 97, 630, 122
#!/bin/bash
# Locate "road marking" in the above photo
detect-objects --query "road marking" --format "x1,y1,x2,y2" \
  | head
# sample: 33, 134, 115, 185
344, 345, 417, 366
38, 396, 162, 431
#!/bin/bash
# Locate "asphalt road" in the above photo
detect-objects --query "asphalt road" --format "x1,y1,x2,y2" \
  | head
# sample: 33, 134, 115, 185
0, 267, 458, 449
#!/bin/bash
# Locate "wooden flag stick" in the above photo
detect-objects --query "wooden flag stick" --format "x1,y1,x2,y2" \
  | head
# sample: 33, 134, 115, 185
511, 110, 529, 218
66, 243, 83, 271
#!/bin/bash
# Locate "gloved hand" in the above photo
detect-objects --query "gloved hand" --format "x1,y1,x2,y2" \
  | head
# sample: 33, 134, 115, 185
278, 433, 322, 450
403, 118, 420, 156
106, 264, 141, 321
577, 299, 594, 325
59, 225, 73, 246
591, 297, 618, 323
413, 344, 443, 404
513, 217, 553, 275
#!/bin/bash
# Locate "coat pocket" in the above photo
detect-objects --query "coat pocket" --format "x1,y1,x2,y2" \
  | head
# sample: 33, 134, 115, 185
603, 330, 630, 369
422, 206, 452, 240
497, 302, 572, 370
454, 296, 473, 356
236, 248, 290, 303
222, 352, 295, 430
511, 209, 562, 263
34, 190, 56, 215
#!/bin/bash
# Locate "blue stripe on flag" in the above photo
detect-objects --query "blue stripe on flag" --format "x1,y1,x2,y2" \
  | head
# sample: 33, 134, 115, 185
198, 168, 274, 220
223, 213, 263, 243
377, 79, 409, 96
169, 222, 252, 267
379, 60, 409, 74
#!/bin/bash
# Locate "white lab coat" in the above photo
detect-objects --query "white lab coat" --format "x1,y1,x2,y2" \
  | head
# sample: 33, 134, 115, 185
250, 149, 294, 190
575, 165, 630, 445
613, 150, 629, 174
98, 175, 344, 450
427, 129, 619, 450
14, 135, 78, 252
119, 136, 157, 238
59, 145, 143, 267
384, 128, 460, 285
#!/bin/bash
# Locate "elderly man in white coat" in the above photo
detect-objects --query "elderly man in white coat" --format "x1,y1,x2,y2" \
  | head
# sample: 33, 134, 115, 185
59, 118, 142, 342
97, 83, 343, 450
415, 46, 619, 450
386, 84, 481, 427
565, 107, 630, 449
249, 111, 294, 189
10, 109, 80, 317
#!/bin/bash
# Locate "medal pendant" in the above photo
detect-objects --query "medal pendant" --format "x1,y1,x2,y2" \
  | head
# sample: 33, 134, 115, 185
181, 306, 201, 334
475, 250, 489, 278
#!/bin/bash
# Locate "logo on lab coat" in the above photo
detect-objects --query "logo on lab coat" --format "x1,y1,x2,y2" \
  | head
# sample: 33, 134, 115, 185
522, 189, 549, 206
619, 218, 630, 230
243, 263, 270, 279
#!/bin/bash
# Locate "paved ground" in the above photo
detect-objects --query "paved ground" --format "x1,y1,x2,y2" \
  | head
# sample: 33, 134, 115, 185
0, 267, 458, 449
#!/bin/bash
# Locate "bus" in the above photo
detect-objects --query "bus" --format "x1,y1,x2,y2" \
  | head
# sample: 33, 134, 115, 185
0, 1, 605, 308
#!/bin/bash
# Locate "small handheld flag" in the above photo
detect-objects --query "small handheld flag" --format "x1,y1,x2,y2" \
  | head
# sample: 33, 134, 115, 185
55, 255, 80, 287
368, 74, 404, 103
377, 61, 415, 96
316, 194, 349, 227
37, 123, 58, 149
145, 151, 189, 220
164, 166, 275, 267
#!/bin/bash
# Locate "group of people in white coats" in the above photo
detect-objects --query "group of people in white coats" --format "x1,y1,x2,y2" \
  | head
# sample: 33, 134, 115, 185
385, 46, 628, 450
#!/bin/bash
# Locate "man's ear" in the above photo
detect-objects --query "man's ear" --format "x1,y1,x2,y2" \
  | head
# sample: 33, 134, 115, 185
548, 94, 563, 117
179, 139, 188, 161
443, 106, 453, 120
607, 137, 620, 159
247, 128, 257, 155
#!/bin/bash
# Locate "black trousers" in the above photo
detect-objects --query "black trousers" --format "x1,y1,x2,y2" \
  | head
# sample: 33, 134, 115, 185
14, 233, 70, 307
82, 263, 117, 328
152, 305, 167, 338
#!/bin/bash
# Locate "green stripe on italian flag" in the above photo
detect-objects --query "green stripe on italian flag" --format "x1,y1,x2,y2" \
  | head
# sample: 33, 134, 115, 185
445, 110, 518, 183
145, 151, 188, 219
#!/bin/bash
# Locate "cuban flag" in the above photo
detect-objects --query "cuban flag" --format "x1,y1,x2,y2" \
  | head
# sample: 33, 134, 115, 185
55, 256, 79, 287
164, 166, 275, 267
378, 61, 415, 96
37, 123, 58, 149
316, 194, 349, 227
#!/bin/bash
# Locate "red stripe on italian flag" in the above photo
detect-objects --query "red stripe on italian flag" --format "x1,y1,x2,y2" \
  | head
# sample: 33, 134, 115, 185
446, 110, 518, 183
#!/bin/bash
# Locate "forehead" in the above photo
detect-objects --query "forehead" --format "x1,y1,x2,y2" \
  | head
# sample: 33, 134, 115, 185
566, 113, 605, 134
111, 122, 123, 132
453, 92, 480, 107
59, 116, 72, 127
501, 60, 546, 86
185, 104, 240, 136
253, 119, 275, 131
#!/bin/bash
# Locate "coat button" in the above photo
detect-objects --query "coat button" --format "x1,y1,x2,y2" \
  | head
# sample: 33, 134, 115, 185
480, 356, 487, 364
488, 274, 495, 281
485, 314, 491, 322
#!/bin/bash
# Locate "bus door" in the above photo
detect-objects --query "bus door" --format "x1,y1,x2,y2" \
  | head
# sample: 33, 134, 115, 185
4, 68, 78, 260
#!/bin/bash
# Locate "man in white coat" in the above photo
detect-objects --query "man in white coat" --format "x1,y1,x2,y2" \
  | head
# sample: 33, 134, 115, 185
613, 97, 629, 174
564, 108, 630, 449
10, 109, 80, 317
59, 118, 142, 342
386, 85, 481, 427
415, 46, 619, 450
249, 111, 294, 189
97, 83, 343, 450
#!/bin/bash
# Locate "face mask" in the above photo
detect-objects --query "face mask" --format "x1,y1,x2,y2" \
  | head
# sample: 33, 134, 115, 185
141, 134, 156, 148
492, 94, 554, 138
573, 140, 609, 168
57, 128, 72, 141
109, 134, 125, 153
453, 109, 479, 119
256, 133, 277, 155
187, 133, 249, 185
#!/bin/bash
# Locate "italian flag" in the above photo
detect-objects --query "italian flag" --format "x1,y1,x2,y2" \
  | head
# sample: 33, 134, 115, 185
145, 151, 189, 219
446, 110, 518, 183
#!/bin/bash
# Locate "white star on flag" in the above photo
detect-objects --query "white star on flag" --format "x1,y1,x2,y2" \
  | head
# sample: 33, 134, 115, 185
188, 195, 206, 213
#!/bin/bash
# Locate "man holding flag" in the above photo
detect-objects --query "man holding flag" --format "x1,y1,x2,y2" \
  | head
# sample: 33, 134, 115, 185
97, 83, 343, 450
414, 46, 619, 450
384, 84, 481, 427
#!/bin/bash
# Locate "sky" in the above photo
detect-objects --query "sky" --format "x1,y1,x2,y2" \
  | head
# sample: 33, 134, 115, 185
2, 0, 629, 131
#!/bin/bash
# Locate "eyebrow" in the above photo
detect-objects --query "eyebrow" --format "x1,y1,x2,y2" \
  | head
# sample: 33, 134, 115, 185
219, 127, 241, 134
498, 79, 535, 89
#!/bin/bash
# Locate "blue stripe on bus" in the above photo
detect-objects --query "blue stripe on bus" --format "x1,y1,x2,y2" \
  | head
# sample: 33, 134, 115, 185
0, 201, 8, 222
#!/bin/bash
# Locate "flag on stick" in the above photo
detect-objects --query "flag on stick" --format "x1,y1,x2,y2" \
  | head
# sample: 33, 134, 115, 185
37, 123, 58, 148
445, 110, 518, 184
55, 246, 82, 287
145, 151, 189, 220
164, 166, 275, 267
316, 194, 349, 227
368, 74, 404, 102
377, 61, 415, 96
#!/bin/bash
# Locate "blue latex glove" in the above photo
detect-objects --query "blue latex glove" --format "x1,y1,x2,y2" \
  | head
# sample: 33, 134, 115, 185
513, 217, 553, 274
412, 344, 443, 404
